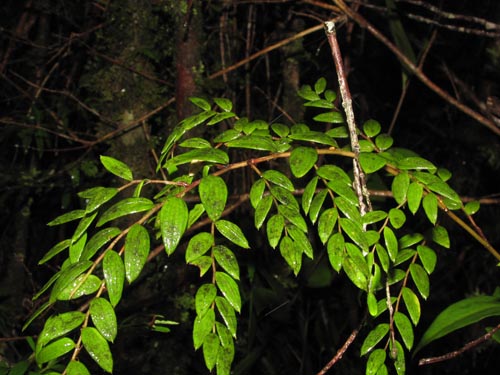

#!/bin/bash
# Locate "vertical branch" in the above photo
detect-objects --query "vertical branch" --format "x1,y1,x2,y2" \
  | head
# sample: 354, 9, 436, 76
324, 21, 371, 215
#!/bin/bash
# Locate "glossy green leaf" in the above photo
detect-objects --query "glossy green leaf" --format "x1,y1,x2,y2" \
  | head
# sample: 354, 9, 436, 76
415, 295, 500, 354
190, 255, 212, 277
216, 338, 235, 375
254, 195, 273, 230
216, 296, 237, 338
185, 232, 214, 263
327, 232, 345, 272
335, 197, 362, 224
398, 233, 424, 249
314, 77, 327, 93
318, 208, 338, 245
195, 284, 217, 317
309, 189, 328, 224
97, 198, 153, 227
394, 312, 414, 349
343, 256, 368, 291
290, 147, 317, 178
69, 233, 86, 264
249, 179, 266, 209
280, 236, 302, 276
214, 97, 233, 112
316, 165, 351, 185
215, 220, 250, 249
269, 185, 299, 210
81, 327, 113, 373
271, 123, 290, 138
388, 268, 406, 285
278, 205, 307, 233
376, 244, 390, 273
398, 157, 436, 173
124, 224, 149, 283
57, 274, 101, 300
340, 218, 368, 253
360, 324, 389, 355
179, 137, 212, 149
407, 182, 423, 214
39, 239, 71, 265
165, 148, 229, 170
263, 170, 294, 192
189, 97, 211, 111
422, 193, 438, 225
298, 84, 320, 101
288, 224, 314, 259
359, 153, 387, 173
390, 339, 405, 375
72, 212, 98, 244
216, 272, 241, 313
362, 211, 388, 225
410, 263, 429, 299
90, 298, 117, 343
383, 226, 398, 262
37, 311, 85, 348
200, 175, 227, 221
305, 99, 335, 109
363, 119, 382, 138
327, 179, 358, 205
66, 360, 91, 375
391, 172, 410, 205
103, 250, 125, 307
413, 171, 461, 204
326, 126, 348, 138
36, 337, 75, 365
79, 187, 118, 214
389, 208, 406, 229
160, 196, 188, 255
432, 225, 450, 248
359, 140, 374, 152
188, 203, 205, 227
464, 201, 480, 215
203, 333, 220, 371
216, 322, 232, 348
193, 309, 215, 350
375, 133, 393, 150
266, 214, 284, 249
100, 155, 133, 181
214, 245, 240, 280
213, 128, 241, 143
50, 260, 92, 303
402, 287, 421, 325
81, 227, 121, 261
417, 245, 437, 274
366, 349, 386, 375
367, 292, 378, 317
226, 135, 277, 152
394, 248, 415, 266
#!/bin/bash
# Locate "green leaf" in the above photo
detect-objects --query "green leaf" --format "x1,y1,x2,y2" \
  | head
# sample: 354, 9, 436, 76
215, 220, 250, 249
90, 298, 117, 343
81, 327, 113, 373
398, 157, 437, 173
200, 175, 228, 221
290, 147, 318, 178
39, 239, 71, 265
392, 339, 405, 375
262, 170, 294, 192
366, 349, 386, 375
72, 212, 98, 244
415, 295, 500, 354
57, 274, 101, 300
189, 97, 211, 111
394, 312, 414, 349
417, 245, 437, 274
363, 119, 382, 138
305, 99, 335, 109
391, 172, 410, 205
186, 232, 214, 263
410, 263, 429, 299
362, 211, 388, 225
318, 208, 338, 245
193, 309, 215, 350
376, 244, 390, 273
249, 179, 266, 209
48, 210, 86, 227
375, 133, 393, 150
213, 129, 241, 143
81, 227, 121, 261
407, 182, 423, 214
309, 190, 328, 224
414, 171, 461, 205
196, 284, 217, 317
327, 179, 358, 205
394, 248, 415, 266
266, 214, 284, 249
190, 256, 212, 277
254, 195, 273, 230
422, 193, 438, 224
464, 201, 480, 215
100, 155, 133, 181
165, 148, 229, 169
216, 338, 235, 375
367, 292, 378, 317
389, 208, 406, 229
270, 185, 299, 210
66, 360, 91, 375
188, 203, 205, 227
160, 197, 188, 255
432, 225, 450, 248
37, 311, 85, 348
36, 337, 75, 365
314, 77, 327, 94
327, 232, 345, 272
302, 177, 318, 215
359, 153, 387, 173
278, 205, 307, 233
103, 250, 125, 307
288, 224, 314, 259
203, 333, 220, 371
69, 233, 86, 263
226, 135, 277, 152
216, 321, 232, 348
97, 198, 153, 227
280, 236, 302, 275
402, 287, 421, 325
317, 165, 351, 184
216, 296, 237, 338
326, 126, 348, 138
124, 224, 150, 283
298, 84, 320, 101
80, 187, 118, 214
50, 261, 93, 303
216, 272, 241, 313
335, 197, 362, 224
214, 245, 240, 280
361, 323, 389, 356
312, 112, 344, 123
179, 137, 212, 149
399, 233, 424, 249
340, 218, 369, 253
271, 123, 290, 138
214, 97, 233, 112
383, 226, 398, 262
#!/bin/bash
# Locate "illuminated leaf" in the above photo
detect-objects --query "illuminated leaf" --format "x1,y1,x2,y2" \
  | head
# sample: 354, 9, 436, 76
100, 155, 133, 181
